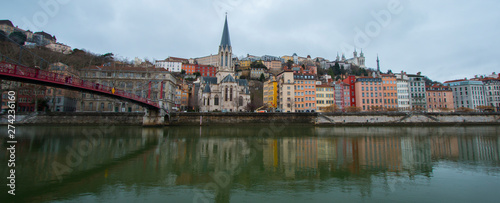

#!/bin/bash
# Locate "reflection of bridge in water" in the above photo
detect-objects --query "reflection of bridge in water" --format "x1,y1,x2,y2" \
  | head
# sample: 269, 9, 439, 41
0, 126, 164, 202
4, 126, 499, 202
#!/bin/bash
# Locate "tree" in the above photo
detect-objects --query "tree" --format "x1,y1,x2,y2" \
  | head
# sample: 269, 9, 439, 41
9, 31, 27, 46
251, 61, 267, 69
324, 104, 339, 112
194, 72, 201, 77
0, 30, 8, 42
386, 107, 398, 112
286, 60, 294, 68
477, 105, 494, 112
345, 106, 361, 112
245, 102, 257, 112
259, 73, 265, 82
456, 107, 474, 112
181, 69, 186, 75
370, 106, 384, 112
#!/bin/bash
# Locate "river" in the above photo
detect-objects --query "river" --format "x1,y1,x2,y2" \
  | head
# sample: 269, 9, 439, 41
1, 125, 500, 203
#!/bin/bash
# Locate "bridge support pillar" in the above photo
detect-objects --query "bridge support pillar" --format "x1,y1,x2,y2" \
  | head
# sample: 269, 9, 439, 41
143, 108, 166, 126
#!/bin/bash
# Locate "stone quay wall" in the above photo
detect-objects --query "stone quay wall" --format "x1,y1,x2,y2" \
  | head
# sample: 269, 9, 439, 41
169, 112, 500, 126
2, 112, 499, 126
8, 112, 144, 125
168, 112, 315, 126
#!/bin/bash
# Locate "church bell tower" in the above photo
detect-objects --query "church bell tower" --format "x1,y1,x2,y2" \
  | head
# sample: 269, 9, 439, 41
216, 14, 234, 82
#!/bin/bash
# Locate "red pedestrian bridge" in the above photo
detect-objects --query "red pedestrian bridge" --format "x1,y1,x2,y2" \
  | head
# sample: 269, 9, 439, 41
0, 61, 160, 109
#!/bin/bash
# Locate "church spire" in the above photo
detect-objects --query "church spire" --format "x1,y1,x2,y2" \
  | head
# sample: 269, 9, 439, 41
220, 14, 231, 48
376, 54, 380, 73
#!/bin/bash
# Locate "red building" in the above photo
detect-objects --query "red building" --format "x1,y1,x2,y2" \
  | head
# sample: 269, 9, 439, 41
181, 64, 217, 77
343, 75, 357, 107
197, 65, 216, 77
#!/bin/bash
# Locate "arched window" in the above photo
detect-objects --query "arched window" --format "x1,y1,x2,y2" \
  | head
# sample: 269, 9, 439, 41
208, 97, 210, 106
225, 87, 228, 101
220, 54, 224, 67
214, 95, 219, 105
230, 87, 233, 101
239, 96, 243, 106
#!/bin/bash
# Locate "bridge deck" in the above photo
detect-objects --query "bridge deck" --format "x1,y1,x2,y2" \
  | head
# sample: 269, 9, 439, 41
0, 62, 159, 109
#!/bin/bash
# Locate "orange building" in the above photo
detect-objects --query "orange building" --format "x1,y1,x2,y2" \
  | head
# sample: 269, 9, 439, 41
181, 63, 197, 74
381, 74, 398, 109
426, 84, 454, 112
294, 74, 317, 112
355, 77, 383, 111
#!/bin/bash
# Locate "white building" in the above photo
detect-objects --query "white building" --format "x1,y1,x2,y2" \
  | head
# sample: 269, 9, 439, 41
444, 79, 486, 110
154, 60, 182, 72
45, 43, 72, 54
482, 79, 500, 111
395, 72, 410, 111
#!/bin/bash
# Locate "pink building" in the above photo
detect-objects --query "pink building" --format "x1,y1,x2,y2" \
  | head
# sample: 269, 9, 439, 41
426, 84, 454, 112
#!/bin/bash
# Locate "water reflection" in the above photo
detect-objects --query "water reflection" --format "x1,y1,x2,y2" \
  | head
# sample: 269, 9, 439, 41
1, 126, 499, 203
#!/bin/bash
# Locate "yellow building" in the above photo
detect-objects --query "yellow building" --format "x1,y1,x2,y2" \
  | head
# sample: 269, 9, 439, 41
281, 55, 294, 63
316, 84, 335, 112
264, 76, 278, 108
239, 59, 252, 68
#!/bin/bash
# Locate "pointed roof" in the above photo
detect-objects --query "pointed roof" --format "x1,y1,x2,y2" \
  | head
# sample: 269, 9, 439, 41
220, 14, 231, 47
221, 74, 236, 83
203, 84, 211, 93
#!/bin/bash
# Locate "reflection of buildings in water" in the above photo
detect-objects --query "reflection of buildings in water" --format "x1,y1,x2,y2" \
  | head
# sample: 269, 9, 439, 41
295, 138, 318, 176
430, 136, 459, 160
400, 137, 432, 172
458, 136, 499, 162
262, 139, 279, 172
281, 138, 296, 178
358, 136, 402, 172
317, 138, 337, 162
280, 137, 320, 178
195, 139, 250, 173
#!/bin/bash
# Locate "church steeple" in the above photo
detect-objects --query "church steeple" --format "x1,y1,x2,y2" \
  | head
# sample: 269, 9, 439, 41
217, 14, 234, 82
220, 14, 231, 48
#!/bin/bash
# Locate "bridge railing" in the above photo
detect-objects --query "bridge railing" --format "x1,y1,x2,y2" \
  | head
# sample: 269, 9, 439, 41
0, 61, 159, 108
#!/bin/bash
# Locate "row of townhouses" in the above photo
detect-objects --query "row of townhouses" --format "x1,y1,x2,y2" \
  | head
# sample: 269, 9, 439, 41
263, 69, 500, 112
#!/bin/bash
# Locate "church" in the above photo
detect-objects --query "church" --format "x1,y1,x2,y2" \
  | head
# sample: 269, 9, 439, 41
198, 16, 251, 112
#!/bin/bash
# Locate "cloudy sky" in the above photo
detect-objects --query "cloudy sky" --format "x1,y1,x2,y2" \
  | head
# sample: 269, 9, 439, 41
2, 0, 499, 82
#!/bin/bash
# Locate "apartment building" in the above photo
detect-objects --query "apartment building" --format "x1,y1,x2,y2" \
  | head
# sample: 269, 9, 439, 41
395, 72, 410, 111
294, 74, 317, 112
408, 74, 427, 111
316, 84, 335, 112
78, 65, 177, 112
355, 77, 383, 111
381, 74, 398, 109
445, 79, 486, 110
426, 84, 454, 112
276, 70, 295, 112
263, 76, 278, 108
